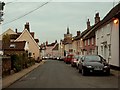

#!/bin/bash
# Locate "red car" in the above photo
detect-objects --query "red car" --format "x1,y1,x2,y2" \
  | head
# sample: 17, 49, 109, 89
64, 54, 74, 64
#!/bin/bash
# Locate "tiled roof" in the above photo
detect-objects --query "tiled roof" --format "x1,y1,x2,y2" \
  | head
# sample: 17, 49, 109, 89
47, 42, 56, 47
83, 3, 120, 40
17, 32, 35, 38
52, 43, 59, 50
75, 27, 92, 40
35, 39, 39, 43
3, 41, 26, 51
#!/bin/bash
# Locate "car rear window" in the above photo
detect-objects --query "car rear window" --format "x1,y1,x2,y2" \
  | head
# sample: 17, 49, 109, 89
67, 55, 74, 58
85, 56, 101, 62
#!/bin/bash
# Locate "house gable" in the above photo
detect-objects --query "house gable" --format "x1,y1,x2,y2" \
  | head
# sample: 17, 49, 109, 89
0, 28, 17, 40
15, 29, 39, 49
15, 29, 40, 59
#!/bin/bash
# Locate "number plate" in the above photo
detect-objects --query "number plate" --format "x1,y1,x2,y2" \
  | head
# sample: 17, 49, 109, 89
94, 67, 103, 70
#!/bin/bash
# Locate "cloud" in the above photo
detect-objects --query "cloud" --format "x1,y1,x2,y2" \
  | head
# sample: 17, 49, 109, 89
2, 2, 114, 43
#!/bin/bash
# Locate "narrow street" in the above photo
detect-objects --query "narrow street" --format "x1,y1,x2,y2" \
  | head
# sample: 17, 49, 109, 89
7, 60, 118, 88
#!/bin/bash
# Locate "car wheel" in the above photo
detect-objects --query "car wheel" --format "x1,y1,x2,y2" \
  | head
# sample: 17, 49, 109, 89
71, 64, 73, 67
106, 69, 110, 76
78, 68, 81, 73
82, 68, 86, 76
76, 66, 78, 69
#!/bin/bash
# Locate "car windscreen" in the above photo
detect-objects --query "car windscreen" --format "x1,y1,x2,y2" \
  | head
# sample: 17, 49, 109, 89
84, 56, 101, 62
74, 55, 82, 60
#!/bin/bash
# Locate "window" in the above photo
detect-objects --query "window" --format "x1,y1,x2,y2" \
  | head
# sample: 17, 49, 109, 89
85, 40, 86, 46
92, 38, 94, 45
88, 39, 90, 45
108, 44, 111, 56
107, 24, 110, 35
101, 28, 104, 38
101, 46, 103, 55
10, 44, 15, 48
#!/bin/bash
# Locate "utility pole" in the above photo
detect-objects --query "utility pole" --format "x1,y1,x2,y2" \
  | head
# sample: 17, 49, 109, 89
0, 1, 5, 24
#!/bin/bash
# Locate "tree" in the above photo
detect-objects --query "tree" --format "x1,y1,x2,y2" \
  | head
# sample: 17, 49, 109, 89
2, 34, 10, 49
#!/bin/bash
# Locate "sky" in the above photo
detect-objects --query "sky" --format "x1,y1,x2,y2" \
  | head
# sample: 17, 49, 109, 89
1, 0, 120, 44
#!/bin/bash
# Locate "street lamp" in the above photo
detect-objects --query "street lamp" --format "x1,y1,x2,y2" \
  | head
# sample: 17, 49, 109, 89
114, 18, 118, 24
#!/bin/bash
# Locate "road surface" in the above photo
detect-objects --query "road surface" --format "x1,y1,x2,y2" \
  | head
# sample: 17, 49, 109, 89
7, 60, 118, 88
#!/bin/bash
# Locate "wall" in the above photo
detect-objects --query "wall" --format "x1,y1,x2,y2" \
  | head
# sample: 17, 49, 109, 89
2, 56, 11, 77
96, 20, 119, 67
15, 29, 40, 60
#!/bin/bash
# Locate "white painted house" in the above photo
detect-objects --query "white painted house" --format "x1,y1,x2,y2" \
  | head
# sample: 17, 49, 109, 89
96, 3, 120, 68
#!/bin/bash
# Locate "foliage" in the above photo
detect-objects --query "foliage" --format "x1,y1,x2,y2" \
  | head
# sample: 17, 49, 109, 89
2, 34, 10, 47
11, 52, 35, 72
11, 54, 22, 72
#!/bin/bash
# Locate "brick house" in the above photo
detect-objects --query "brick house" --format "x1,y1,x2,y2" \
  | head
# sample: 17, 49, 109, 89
82, 13, 100, 55
83, 3, 120, 69
72, 31, 81, 55
52, 43, 59, 57
3, 41, 28, 55
63, 27, 73, 55
1, 22, 40, 60
44, 40, 58, 58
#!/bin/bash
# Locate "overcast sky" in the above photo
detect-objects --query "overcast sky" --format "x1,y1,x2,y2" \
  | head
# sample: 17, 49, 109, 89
2, 0, 120, 44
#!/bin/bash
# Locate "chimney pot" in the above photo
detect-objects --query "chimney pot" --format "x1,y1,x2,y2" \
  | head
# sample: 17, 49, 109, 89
15, 29, 17, 33
24, 22, 30, 32
87, 19, 90, 29
46, 41, 48, 46
95, 12, 100, 24
77, 31, 80, 36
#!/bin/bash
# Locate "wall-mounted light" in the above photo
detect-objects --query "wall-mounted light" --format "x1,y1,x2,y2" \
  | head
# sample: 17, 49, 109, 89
114, 18, 118, 24
81, 38, 83, 41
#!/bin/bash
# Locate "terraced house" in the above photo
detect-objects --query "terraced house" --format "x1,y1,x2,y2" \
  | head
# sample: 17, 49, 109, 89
84, 3, 120, 69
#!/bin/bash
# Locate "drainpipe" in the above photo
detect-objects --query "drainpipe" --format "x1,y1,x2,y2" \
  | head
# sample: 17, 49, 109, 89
118, 17, 120, 68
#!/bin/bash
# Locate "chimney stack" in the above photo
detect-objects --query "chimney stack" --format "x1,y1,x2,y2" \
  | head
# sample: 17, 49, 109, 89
25, 22, 30, 32
67, 27, 70, 34
46, 41, 48, 46
87, 19, 90, 29
55, 40, 57, 43
95, 12, 100, 24
77, 31, 80, 36
15, 28, 17, 33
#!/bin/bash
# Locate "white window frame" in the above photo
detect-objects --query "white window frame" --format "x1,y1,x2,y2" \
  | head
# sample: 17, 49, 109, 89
101, 46, 103, 55
108, 44, 111, 56
88, 39, 90, 45
92, 38, 94, 45
85, 40, 86, 46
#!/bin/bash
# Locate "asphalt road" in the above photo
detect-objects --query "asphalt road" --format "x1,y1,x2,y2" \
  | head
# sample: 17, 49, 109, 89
8, 60, 118, 88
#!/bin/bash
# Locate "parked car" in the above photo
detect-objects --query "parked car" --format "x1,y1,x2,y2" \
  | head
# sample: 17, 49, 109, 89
71, 55, 82, 67
75, 55, 83, 69
43, 56, 49, 60
52, 56, 57, 60
59, 56, 65, 61
78, 55, 110, 76
64, 54, 74, 64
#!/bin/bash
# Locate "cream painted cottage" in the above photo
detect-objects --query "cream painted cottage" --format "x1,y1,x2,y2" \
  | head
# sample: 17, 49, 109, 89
1, 22, 40, 60
95, 3, 120, 68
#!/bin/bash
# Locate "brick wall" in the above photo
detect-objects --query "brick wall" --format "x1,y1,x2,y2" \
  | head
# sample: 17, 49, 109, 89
2, 56, 11, 77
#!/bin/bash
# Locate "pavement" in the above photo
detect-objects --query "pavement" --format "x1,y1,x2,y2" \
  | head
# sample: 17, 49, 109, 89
2, 60, 45, 89
1, 60, 120, 89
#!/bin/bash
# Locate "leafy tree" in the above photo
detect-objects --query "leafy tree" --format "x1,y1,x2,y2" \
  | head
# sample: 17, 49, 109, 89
2, 34, 10, 47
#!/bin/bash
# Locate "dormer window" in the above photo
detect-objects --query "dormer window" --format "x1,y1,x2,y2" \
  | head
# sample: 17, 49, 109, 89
10, 44, 16, 48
